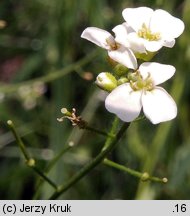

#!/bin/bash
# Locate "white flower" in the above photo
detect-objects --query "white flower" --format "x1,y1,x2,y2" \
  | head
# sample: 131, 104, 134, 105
105, 62, 177, 124
113, 22, 147, 54
120, 7, 185, 52
81, 27, 137, 69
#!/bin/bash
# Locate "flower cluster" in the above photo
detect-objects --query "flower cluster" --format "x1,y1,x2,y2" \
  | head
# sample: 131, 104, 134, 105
81, 7, 184, 124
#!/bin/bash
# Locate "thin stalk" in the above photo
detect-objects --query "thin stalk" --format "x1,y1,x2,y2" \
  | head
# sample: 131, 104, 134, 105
59, 107, 115, 138
133, 115, 146, 123
7, 120, 58, 190
32, 144, 73, 199
7, 120, 30, 160
103, 159, 167, 183
85, 125, 115, 138
32, 167, 58, 190
49, 117, 130, 199
33, 118, 114, 198
45, 144, 74, 173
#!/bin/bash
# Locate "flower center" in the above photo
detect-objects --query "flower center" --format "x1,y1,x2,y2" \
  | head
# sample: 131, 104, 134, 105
106, 37, 119, 50
129, 71, 154, 91
138, 23, 161, 41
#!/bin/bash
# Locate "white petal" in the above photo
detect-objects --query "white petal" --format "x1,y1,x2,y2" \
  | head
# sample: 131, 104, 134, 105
126, 33, 147, 53
142, 87, 177, 124
150, 9, 185, 39
139, 62, 176, 85
162, 38, 175, 48
113, 24, 146, 53
113, 22, 134, 35
108, 46, 137, 69
122, 7, 154, 32
105, 84, 142, 122
81, 27, 114, 50
144, 40, 163, 52
112, 23, 130, 47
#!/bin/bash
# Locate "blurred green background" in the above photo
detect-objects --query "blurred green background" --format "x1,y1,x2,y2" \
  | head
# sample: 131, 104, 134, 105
0, 0, 190, 199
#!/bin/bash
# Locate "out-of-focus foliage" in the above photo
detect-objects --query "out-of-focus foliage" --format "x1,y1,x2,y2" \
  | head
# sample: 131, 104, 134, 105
0, 0, 189, 199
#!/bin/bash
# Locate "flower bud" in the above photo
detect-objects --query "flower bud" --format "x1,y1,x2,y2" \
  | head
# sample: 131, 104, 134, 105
95, 72, 117, 92
114, 64, 129, 76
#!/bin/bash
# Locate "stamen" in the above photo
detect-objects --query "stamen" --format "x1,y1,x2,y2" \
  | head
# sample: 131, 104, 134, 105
138, 23, 161, 41
129, 71, 154, 91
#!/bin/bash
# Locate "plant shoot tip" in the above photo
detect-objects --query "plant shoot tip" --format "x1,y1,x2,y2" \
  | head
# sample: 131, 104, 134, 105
7, 120, 13, 125
61, 108, 68, 114
162, 177, 168, 183
68, 141, 75, 147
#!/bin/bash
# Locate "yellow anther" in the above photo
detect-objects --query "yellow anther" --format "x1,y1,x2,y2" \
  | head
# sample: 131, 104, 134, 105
138, 23, 161, 41
129, 71, 154, 91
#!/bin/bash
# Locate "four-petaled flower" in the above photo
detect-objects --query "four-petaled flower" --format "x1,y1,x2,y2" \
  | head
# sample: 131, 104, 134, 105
105, 62, 177, 124
120, 7, 185, 52
81, 27, 137, 69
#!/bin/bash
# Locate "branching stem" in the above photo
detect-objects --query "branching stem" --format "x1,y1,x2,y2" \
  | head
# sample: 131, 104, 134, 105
103, 158, 167, 183
49, 117, 130, 199
7, 120, 58, 190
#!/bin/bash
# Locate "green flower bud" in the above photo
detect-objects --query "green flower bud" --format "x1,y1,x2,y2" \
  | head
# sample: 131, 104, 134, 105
95, 72, 117, 92
117, 76, 129, 85
114, 64, 129, 76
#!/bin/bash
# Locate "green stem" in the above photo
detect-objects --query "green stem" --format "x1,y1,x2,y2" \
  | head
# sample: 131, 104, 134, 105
7, 120, 30, 160
49, 117, 130, 199
102, 117, 119, 151
85, 125, 115, 138
59, 107, 115, 138
32, 167, 58, 190
32, 144, 74, 199
133, 115, 146, 122
103, 159, 167, 183
7, 120, 58, 190
46, 144, 74, 173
